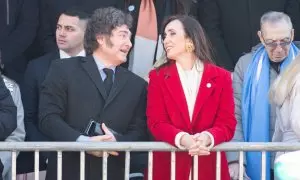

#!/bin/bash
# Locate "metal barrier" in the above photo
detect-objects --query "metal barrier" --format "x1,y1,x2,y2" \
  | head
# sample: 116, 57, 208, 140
2, 142, 300, 180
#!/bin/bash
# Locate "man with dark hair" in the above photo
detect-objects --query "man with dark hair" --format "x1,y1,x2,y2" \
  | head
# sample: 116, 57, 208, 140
39, 7, 148, 180
17, 8, 89, 174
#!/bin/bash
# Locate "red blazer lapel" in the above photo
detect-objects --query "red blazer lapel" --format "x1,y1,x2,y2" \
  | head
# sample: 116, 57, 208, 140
192, 63, 219, 124
163, 63, 191, 126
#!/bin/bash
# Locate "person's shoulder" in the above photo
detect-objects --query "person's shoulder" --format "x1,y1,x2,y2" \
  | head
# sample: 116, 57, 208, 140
149, 63, 173, 78
50, 56, 84, 68
28, 52, 56, 66
206, 62, 231, 77
118, 66, 147, 86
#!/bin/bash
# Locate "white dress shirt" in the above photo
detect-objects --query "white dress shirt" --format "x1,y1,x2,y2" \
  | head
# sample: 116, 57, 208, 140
59, 49, 86, 59
174, 60, 214, 150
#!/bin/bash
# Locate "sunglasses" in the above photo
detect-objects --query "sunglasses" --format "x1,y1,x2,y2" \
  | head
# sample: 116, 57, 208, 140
260, 31, 292, 49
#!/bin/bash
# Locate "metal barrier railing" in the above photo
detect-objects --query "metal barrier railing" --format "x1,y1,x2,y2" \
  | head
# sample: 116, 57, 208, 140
2, 142, 300, 180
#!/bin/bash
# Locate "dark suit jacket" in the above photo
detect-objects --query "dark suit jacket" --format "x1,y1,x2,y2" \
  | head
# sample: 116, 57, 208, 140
21, 50, 59, 142
198, 0, 300, 71
39, 55, 148, 180
17, 51, 59, 174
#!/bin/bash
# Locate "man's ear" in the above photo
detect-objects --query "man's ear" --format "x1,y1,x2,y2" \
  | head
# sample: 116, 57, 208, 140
96, 35, 105, 46
257, 31, 265, 45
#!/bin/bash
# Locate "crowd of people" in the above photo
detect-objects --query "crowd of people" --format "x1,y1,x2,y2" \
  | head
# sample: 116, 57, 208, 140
1, 0, 300, 180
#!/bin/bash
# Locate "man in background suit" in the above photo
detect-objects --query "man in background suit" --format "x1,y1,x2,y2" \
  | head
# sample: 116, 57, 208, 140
39, 7, 148, 180
17, 8, 89, 174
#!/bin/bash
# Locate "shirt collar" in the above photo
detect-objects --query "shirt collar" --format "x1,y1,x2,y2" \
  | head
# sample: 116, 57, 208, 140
93, 55, 116, 73
59, 50, 86, 59
176, 60, 204, 73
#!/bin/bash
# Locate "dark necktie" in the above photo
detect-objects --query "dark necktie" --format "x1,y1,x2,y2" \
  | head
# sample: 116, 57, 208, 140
103, 68, 113, 95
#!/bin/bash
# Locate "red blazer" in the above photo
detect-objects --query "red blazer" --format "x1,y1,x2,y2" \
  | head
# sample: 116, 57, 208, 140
146, 62, 236, 180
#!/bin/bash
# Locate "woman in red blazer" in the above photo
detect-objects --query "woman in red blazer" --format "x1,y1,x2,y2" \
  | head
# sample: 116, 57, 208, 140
146, 15, 237, 180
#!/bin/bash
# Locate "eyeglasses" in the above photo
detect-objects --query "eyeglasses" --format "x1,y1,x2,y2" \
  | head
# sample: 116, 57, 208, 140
260, 31, 292, 49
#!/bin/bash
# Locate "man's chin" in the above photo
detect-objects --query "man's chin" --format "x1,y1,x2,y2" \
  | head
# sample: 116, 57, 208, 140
271, 56, 286, 63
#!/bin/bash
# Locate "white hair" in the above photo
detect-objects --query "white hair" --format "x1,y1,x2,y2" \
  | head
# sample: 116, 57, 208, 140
260, 11, 293, 30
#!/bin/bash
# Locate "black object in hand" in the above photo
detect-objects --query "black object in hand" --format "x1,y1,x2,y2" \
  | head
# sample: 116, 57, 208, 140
84, 120, 104, 136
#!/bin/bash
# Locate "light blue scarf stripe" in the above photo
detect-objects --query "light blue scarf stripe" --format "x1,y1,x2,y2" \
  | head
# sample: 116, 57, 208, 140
242, 43, 299, 180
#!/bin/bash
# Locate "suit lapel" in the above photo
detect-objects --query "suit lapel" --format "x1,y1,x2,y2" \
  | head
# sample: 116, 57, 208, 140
164, 63, 191, 125
191, 63, 218, 124
81, 56, 108, 99
104, 66, 129, 108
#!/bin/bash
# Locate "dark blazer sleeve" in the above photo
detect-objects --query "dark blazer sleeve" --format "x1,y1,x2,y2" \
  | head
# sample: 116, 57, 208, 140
0, 76, 17, 141
39, 61, 81, 141
115, 81, 148, 142
21, 61, 49, 141
198, 0, 235, 71
1, 0, 39, 64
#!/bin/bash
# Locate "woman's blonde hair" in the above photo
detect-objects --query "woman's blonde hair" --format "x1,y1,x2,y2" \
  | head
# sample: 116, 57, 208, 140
269, 54, 300, 105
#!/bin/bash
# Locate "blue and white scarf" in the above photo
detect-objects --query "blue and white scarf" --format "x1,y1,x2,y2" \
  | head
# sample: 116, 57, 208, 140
242, 43, 299, 180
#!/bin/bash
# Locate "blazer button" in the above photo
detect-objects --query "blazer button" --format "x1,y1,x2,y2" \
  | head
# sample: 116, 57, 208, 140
206, 83, 212, 88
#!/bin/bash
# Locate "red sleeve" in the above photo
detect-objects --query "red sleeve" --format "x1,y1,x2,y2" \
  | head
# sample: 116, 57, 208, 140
146, 70, 182, 146
205, 71, 237, 146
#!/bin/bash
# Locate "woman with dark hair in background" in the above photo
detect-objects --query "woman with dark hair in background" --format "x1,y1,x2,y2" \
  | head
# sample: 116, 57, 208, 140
146, 15, 236, 180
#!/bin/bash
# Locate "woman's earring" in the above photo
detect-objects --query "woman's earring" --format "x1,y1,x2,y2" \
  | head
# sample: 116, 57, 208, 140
185, 42, 195, 53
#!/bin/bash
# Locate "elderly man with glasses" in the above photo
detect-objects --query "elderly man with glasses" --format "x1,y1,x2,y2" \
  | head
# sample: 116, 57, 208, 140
227, 11, 299, 180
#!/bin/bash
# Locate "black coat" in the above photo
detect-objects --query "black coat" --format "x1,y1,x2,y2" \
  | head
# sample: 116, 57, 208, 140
0, 75, 17, 140
198, 0, 300, 71
0, 0, 39, 83
21, 51, 59, 142
17, 51, 59, 174
39, 56, 148, 180
0, 74, 17, 178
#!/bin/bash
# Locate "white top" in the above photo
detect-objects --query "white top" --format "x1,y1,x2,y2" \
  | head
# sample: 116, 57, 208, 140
272, 75, 300, 159
176, 60, 203, 120
174, 60, 214, 150
59, 50, 86, 59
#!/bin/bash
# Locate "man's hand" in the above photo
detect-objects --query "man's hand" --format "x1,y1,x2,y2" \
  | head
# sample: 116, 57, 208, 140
87, 134, 118, 157
102, 123, 116, 142
228, 162, 250, 180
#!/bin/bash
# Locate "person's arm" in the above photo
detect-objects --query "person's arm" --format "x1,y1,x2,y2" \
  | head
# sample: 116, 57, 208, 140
147, 70, 186, 147
290, 79, 300, 138
21, 62, 49, 141
0, 79, 25, 177
115, 83, 148, 142
39, 61, 81, 141
198, 0, 234, 70
226, 55, 249, 163
1, 0, 38, 64
0, 76, 17, 141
